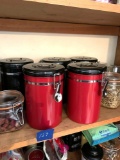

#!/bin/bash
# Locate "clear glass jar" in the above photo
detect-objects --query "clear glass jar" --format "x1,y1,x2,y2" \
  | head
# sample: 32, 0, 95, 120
0, 90, 24, 133
100, 138, 120, 160
102, 72, 120, 109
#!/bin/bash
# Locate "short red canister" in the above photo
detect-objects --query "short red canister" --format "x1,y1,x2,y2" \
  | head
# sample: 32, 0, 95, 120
67, 62, 107, 124
22, 63, 64, 130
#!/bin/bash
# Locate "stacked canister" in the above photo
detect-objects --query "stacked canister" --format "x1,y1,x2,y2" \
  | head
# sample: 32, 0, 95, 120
0, 56, 107, 134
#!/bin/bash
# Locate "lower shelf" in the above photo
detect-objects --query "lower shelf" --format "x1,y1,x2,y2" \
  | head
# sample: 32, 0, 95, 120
0, 106, 120, 153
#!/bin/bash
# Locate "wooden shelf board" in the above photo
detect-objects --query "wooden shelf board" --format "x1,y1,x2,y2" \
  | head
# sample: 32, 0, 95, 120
0, 1, 120, 26
0, 18, 119, 35
0, 106, 120, 153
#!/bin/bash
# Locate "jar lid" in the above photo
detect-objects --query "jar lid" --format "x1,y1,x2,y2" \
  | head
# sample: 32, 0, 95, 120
82, 142, 103, 160
40, 57, 71, 68
100, 139, 120, 151
105, 72, 120, 82
22, 63, 65, 77
0, 90, 24, 110
67, 62, 107, 75
0, 58, 34, 73
70, 56, 98, 62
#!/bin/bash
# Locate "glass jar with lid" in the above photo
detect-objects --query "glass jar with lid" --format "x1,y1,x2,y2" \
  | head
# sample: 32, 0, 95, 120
0, 90, 24, 133
100, 138, 120, 160
102, 72, 120, 109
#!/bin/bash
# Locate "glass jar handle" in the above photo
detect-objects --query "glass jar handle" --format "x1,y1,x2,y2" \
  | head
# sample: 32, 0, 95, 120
16, 107, 24, 126
102, 79, 108, 97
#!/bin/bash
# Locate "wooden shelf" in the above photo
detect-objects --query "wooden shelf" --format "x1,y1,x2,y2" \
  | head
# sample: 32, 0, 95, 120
0, 0, 120, 26
0, 1, 120, 34
0, 106, 120, 153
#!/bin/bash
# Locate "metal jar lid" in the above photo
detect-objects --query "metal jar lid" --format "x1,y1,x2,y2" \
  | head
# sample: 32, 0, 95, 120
0, 58, 34, 73
23, 63, 65, 77
0, 90, 24, 110
70, 56, 98, 62
40, 57, 71, 68
67, 62, 107, 75
82, 142, 103, 160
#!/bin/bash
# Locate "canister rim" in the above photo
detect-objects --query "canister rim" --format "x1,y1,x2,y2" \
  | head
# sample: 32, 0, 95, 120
22, 63, 65, 77
70, 56, 98, 62
39, 57, 71, 67
67, 62, 107, 75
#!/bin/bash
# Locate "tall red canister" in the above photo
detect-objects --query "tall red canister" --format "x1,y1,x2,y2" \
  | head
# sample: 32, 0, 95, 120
67, 62, 107, 124
23, 63, 64, 130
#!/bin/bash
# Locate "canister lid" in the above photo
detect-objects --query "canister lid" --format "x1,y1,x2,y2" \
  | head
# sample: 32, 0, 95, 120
40, 57, 71, 68
22, 63, 65, 77
0, 90, 24, 110
0, 58, 34, 73
70, 56, 98, 62
82, 142, 103, 160
67, 62, 107, 75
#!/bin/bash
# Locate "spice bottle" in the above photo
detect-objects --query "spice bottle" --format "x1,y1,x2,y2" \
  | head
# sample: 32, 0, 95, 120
102, 72, 120, 109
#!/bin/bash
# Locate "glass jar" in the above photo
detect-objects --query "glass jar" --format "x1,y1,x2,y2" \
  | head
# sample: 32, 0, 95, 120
102, 72, 120, 109
107, 65, 120, 73
100, 138, 120, 160
0, 90, 24, 133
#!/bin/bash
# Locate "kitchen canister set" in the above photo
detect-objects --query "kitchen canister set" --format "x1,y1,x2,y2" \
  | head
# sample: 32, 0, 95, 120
0, 56, 109, 132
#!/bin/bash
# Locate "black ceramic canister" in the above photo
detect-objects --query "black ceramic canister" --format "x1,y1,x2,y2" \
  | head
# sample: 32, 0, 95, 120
0, 58, 34, 95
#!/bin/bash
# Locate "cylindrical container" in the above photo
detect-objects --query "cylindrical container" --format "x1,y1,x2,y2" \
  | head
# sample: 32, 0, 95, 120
39, 57, 71, 103
0, 58, 34, 95
100, 138, 120, 160
67, 62, 107, 124
63, 132, 82, 152
0, 90, 24, 133
81, 142, 103, 160
102, 72, 120, 109
70, 56, 98, 63
23, 63, 64, 130
24, 145, 45, 160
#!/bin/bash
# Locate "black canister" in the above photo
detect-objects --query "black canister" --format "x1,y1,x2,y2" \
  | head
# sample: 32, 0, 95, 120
63, 132, 82, 152
0, 58, 34, 95
70, 56, 98, 63
81, 142, 103, 160
39, 57, 71, 103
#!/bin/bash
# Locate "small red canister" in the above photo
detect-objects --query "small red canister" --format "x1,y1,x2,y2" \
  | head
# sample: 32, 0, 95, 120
23, 63, 64, 130
67, 62, 107, 124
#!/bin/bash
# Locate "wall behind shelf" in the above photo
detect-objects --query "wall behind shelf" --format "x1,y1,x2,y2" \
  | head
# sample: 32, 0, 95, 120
0, 32, 118, 64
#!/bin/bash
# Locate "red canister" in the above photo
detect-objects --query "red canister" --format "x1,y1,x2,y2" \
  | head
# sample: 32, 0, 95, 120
67, 62, 107, 124
23, 63, 64, 130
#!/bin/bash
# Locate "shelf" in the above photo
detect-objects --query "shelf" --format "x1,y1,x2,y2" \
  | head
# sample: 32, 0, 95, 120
0, 106, 120, 153
1, 1, 120, 28
0, 1, 120, 34
68, 150, 81, 160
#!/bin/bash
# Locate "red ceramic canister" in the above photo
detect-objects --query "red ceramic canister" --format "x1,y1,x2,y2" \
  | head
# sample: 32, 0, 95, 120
23, 63, 64, 130
67, 62, 107, 124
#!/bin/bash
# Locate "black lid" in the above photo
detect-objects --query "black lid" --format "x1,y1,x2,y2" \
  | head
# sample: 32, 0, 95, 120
67, 62, 107, 75
70, 56, 98, 62
40, 57, 71, 68
82, 142, 103, 160
22, 63, 65, 77
0, 58, 34, 73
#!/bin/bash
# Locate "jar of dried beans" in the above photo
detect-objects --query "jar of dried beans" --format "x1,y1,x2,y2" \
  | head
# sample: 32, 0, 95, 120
0, 90, 24, 133
102, 72, 120, 109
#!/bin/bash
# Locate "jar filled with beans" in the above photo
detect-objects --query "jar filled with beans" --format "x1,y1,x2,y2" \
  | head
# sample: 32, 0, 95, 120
102, 72, 120, 109
0, 90, 24, 133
